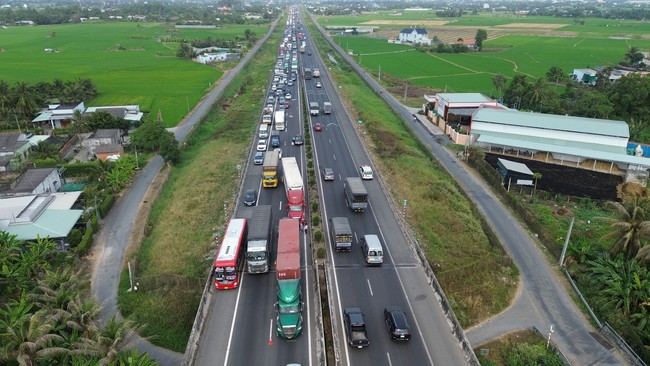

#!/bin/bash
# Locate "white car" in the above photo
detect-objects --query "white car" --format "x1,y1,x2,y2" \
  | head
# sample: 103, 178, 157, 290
285, 93, 292, 100
359, 165, 373, 180
257, 139, 268, 151
274, 148, 283, 159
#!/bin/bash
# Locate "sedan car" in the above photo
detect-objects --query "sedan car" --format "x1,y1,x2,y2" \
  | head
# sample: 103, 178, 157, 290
359, 165, 373, 180
287, 80, 294, 86
322, 168, 334, 181
384, 306, 411, 341
253, 151, 264, 165
292, 135, 304, 146
285, 93, 292, 100
315, 81, 322, 88
313, 123, 322, 131
243, 189, 257, 206
257, 139, 268, 151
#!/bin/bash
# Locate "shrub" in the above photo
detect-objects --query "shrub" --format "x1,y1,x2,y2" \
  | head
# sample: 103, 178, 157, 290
99, 194, 114, 216
314, 230, 323, 242
68, 228, 83, 248
61, 162, 100, 177
307, 160, 313, 169
312, 215, 320, 226
312, 202, 319, 212
91, 215, 99, 231
77, 227, 94, 255
31, 158, 58, 167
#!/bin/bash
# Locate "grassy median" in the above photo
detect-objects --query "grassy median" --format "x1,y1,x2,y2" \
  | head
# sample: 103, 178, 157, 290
118, 27, 281, 351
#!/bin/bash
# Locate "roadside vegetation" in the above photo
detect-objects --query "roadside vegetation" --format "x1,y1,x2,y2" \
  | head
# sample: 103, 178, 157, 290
306, 18, 518, 327
475, 329, 564, 366
117, 25, 281, 351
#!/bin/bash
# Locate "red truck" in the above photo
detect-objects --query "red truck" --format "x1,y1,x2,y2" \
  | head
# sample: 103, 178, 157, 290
281, 157, 305, 223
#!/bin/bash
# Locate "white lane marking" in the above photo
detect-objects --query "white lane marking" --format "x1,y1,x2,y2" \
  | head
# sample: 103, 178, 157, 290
224, 272, 245, 365
387, 352, 393, 366
279, 200, 283, 211
333, 154, 336, 161
354, 232, 358, 244
268, 318, 273, 344
366, 279, 374, 296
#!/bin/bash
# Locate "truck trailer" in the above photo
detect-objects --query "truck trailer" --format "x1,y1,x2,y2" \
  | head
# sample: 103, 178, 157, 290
309, 102, 319, 116
246, 205, 272, 273
281, 157, 305, 222
330, 217, 353, 251
262, 149, 281, 188
276, 218, 303, 339
344, 177, 368, 212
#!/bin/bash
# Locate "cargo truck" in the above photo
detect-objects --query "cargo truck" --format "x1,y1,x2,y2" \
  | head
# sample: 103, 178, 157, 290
262, 149, 280, 188
323, 102, 332, 115
276, 218, 303, 339
344, 177, 368, 212
299, 44, 305, 53
309, 102, 319, 116
330, 217, 353, 251
274, 110, 286, 131
246, 205, 272, 273
281, 157, 305, 222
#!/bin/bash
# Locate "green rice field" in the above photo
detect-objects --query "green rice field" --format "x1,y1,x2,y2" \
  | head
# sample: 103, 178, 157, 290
333, 30, 650, 94
0, 22, 269, 126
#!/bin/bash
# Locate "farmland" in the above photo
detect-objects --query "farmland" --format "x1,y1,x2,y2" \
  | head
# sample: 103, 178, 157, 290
330, 30, 650, 95
0, 22, 269, 126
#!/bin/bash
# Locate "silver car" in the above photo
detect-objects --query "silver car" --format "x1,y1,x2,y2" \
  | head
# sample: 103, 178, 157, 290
322, 168, 334, 181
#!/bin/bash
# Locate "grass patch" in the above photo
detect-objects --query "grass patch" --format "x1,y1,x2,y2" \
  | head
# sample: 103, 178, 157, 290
0, 22, 269, 127
474, 328, 563, 365
117, 25, 280, 351
308, 18, 517, 327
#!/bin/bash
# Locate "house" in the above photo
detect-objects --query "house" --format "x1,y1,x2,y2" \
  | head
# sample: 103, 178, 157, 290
455, 39, 477, 50
0, 132, 31, 171
469, 108, 650, 189
497, 158, 535, 189
0, 191, 83, 249
0, 167, 63, 196
424, 93, 502, 144
196, 52, 240, 64
94, 144, 124, 161
31, 102, 85, 130
572, 69, 597, 84
398, 28, 430, 45
83, 129, 121, 146
84, 105, 143, 126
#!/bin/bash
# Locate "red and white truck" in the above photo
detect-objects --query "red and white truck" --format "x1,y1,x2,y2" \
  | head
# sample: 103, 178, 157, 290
281, 157, 305, 223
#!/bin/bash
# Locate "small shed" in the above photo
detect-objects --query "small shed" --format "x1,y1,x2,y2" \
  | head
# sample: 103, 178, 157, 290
497, 158, 534, 189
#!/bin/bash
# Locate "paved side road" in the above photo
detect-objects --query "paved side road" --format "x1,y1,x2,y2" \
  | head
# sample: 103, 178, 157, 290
309, 14, 628, 366
90, 19, 279, 366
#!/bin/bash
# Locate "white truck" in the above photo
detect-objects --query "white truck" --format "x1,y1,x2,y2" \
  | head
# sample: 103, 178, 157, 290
323, 102, 332, 115
309, 102, 319, 116
246, 205, 272, 273
275, 110, 286, 131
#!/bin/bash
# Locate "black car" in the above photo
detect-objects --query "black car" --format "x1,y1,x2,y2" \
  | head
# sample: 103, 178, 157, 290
292, 135, 304, 145
384, 306, 411, 341
271, 134, 281, 148
243, 189, 257, 206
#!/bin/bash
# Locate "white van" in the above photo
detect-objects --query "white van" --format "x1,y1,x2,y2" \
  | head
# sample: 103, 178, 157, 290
259, 124, 269, 138
361, 235, 383, 265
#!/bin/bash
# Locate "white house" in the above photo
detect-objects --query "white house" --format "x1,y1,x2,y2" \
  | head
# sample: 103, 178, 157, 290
31, 102, 85, 129
398, 28, 430, 45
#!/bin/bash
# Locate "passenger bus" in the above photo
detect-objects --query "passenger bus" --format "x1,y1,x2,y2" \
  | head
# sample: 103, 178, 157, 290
214, 218, 247, 289
303, 67, 312, 80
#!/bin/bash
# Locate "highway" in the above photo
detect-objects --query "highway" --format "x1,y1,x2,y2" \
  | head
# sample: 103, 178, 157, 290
299, 14, 469, 366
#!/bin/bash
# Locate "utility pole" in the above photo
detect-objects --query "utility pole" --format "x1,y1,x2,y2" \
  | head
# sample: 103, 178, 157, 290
378, 65, 381, 83
403, 84, 408, 101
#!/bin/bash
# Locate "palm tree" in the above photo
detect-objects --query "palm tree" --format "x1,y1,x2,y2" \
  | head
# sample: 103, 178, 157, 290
0, 310, 68, 366
601, 199, 650, 261
30, 268, 85, 312
588, 255, 650, 317
11, 81, 38, 120
72, 315, 146, 366
525, 77, 550, 111
0, 80, 11, 118
532, 172, 542, 195
72, 109, 90, 135
0, 231, 21, 268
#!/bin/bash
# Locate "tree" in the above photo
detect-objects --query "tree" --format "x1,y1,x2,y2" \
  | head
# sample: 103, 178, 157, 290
568, 89, 614, 119
503, 75, 530, 109
0, 310, 67, 366
130, 118, 169, 151
71, 109, 90, 135
492, 74, 507, 99
524, 78, 551, 111
12, 81, 38, 119
532, 172, 542, 195
85, 111, 130, 132
176, 43, 194, 59
0, 80, 11, 119
607, 74, 650, 122
475, 29, 487, 50
72, 316, 145, 366
545, 66, 566, 85
601, 199, 650, 261
159, 134, 180, 164
624, 46, 644, 66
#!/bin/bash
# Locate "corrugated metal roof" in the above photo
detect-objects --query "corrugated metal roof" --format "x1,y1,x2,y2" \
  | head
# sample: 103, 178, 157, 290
498, 158, 534, 175
438, 93, 493, 103
477, 134, 650, 167
473, 109, 629, 138
31, 112, 52, 122
5, 209, 82, 240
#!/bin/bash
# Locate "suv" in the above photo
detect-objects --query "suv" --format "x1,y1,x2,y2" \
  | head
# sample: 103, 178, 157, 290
384, 306, 411, 342
292, 135, 304, 146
